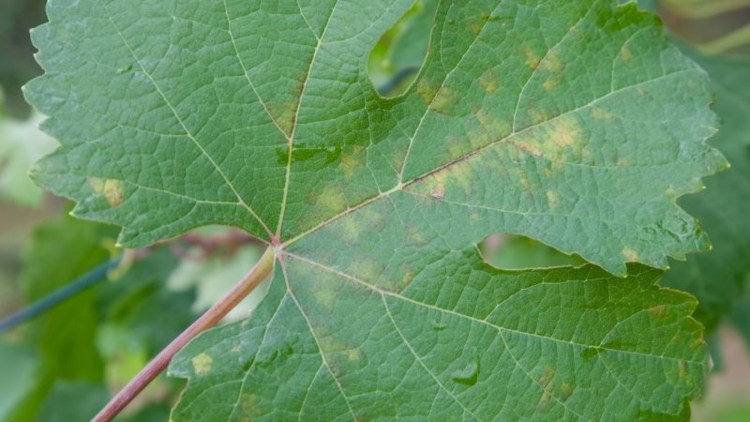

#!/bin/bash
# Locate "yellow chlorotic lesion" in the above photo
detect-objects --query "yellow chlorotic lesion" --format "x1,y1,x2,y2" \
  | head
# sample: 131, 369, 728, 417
191, 352, 213, 376
621, 247, 640, 262
88, 177, 125, 207
546, 190, 560, 209
315, 185, 347, 213
523, 47, 541, 70
619, 45, 634, 61
429, 85, 457, 114
340, 146, 364, 180
478, 68, 500, 93
591, 107, 614, 121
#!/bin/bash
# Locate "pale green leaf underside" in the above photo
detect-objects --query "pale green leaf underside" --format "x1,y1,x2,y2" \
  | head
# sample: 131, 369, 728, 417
26, 0, 721, 419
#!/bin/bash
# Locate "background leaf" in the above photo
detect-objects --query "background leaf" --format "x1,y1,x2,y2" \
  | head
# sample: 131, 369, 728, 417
0, 111, 57, 207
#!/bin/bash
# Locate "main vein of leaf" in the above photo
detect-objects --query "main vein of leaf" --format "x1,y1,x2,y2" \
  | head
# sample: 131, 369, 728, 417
104, 8, 273, 237
276, 0, 341, 238
283, 68, 697, 247
285, 251, 704, 367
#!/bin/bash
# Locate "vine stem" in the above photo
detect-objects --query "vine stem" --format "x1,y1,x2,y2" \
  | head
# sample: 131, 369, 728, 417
93, 247, 277, 422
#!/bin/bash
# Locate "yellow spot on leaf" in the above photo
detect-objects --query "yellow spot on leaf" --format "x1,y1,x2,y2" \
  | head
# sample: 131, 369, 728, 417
478, 69, 500, 93
509, 115, 585, 161
528, 107, 551, 125
417, 78, 439, 104
591, 107, 614, 121
401, 269, 414, 287
240, 393, 263, 418
546, 190, 560, 209
540, 50, 564, 74
560, 383, 574, 401
314, 284, 337, 312
191, 353, 213, 376
340, 146, 364, 179
88, 178, 125, 207
268, 100, 297, 136
648, 304, 667, 318
621, 247, 639, 262
429, 86, 457, 114
539, 366, 556, 388
347, 258, 379, 281
619, 46, 634, 61
341, 218, 363, 244
469, 20, 483, 35
678, 360, 688, 379
346, 348, 362, 362
316, 185, 346, 213
524, 48, 541, 70
362, 207, 385, 228
543, 78, 559, 91
475, 109, 510, 137
407, 226, 429, 246
430, 174, 446, 200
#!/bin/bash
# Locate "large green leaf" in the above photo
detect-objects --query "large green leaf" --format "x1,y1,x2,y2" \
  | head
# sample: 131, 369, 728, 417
26, 0, 726, 418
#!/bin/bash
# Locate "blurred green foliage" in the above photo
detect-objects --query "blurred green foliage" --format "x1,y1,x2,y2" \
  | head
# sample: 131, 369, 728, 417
0, 0, 46, 118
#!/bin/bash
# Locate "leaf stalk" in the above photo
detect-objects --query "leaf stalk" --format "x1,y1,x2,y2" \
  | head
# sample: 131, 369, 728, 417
93, 246, 276, 422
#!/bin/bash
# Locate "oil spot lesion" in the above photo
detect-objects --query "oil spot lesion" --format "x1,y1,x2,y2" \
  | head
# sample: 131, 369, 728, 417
508, 115, 587, 162
619, 45, 634, 61
591, 107, 614, 121
648, 304, 667, 318
191, 352, 213, 376
546, 190, 560, 209
88, 177, 125, 208
621, 247, 640, 262
478, 68, 500, 93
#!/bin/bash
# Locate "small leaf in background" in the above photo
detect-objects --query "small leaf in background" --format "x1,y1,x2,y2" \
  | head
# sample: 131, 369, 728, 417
0, 339, 37, 420
4, 211, 114, 422
368, 0, 436, 96
36, 381, 109, 422
0, 111, 57, 207
649, 0, 750, 340
167, 228, 267, 321
0, 210, 196, 420
481, 234, 585, 270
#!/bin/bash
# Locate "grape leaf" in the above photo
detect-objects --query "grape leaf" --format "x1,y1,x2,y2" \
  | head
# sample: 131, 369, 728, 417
26, 0, 724, 273
26, 0, 725, 418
